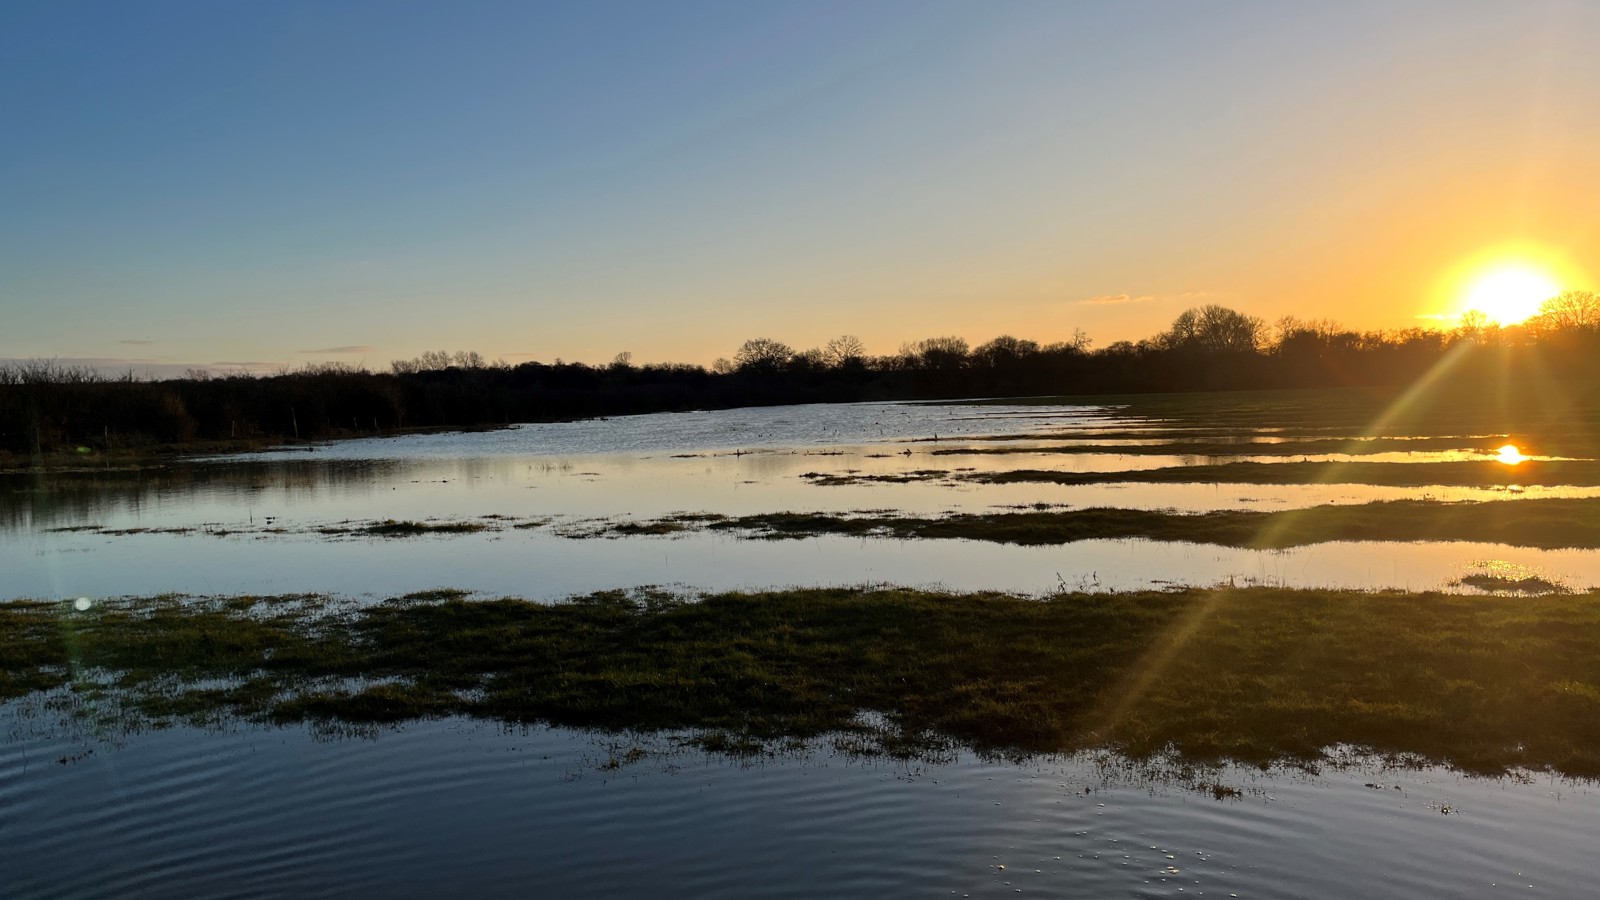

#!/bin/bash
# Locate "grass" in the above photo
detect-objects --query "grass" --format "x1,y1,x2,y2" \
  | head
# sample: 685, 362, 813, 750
929, 436, 1520, 457
51, 495, 1600, 551
803, 460, 1600, 487
7, 586, 1600, 776
1455, 574, 1566, 594
578, 498, 1600, 551
37, 517, 543, 539
349, 520, 489, 536
974, 460, 1600, 487
312, 519, 490, 536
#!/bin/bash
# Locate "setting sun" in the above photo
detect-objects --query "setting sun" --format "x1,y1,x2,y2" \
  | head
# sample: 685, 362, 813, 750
1459, 265, 1562, 326
1494, 444, 1527, 465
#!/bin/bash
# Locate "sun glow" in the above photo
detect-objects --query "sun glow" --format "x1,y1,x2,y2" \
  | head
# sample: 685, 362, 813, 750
1451, 261, 1562, 327
1495, 444, 1527, 465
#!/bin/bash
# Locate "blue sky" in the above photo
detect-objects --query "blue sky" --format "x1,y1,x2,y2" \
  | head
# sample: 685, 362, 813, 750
4, 1, 1598, 373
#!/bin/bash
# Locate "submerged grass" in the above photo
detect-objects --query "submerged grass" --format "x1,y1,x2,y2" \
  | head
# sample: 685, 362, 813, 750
7, 586, 1600, 776
359, 520, 489, 536
972, 460, 1600, 487
929, 436, 1526, 458
312, 519, 491, 536
588, 498, 1600, 550
804, 460, 1600, 488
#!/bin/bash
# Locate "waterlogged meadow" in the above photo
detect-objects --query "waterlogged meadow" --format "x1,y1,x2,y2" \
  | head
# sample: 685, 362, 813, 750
6, 388, 1600, 897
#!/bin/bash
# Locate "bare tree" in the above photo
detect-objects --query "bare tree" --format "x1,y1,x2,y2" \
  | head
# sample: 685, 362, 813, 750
1160, 305, 1265, 353
391, 349, 485, 373
734, 338, 794, 373
972, 335, 1040, 367
1455, 309, 1493, 343
1042, 328, 1093, 354
902, 336, 969, 370
822, 335, 867, 367
790, 347, 826, 371
1529, 290, 1600, 333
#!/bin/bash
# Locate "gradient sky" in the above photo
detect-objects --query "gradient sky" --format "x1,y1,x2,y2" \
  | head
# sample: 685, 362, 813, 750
4, 1, 1599, 373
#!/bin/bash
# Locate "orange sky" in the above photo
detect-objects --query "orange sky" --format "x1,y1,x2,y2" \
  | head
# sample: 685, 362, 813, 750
4, 3, 1598, 373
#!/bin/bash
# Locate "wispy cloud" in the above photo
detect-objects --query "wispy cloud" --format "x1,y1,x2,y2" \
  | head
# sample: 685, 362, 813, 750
299, 345, 372, 355
118, 338, 157, 345
1077, 290, 1215, 307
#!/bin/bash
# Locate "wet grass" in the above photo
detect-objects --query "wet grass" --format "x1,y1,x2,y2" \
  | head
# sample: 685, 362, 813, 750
973, 460, 1600, 487
1454, 574, 1567, 594
347, 520, 490, 536
310, 519, 492, 536
581, 498, 1600, 551
607, 521, 691, 536
7, 587, 1600, 776
804, 460, 1600, 488
929, 436, 1541, 458
31, 515, 543, 540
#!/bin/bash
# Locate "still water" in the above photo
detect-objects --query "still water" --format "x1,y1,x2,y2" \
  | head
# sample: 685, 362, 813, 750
5, 399, 1600, 898
5, 401, 1598, 599
4, 715, 1596, 899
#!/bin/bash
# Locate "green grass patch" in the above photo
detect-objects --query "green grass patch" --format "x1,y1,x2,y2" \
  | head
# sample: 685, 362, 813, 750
7, 587, 1600, 776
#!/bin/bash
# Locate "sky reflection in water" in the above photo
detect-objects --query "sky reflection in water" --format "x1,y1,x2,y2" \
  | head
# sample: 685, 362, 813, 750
4, 401, 1598, 600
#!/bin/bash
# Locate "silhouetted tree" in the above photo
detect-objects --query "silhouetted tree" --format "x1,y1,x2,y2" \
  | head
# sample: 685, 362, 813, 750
734, 338, 794, 374
822, 335, 867, 367
903, 336, 969, 369
971, 335, 1039, 368
1529, 291, 1600, 333
1160, 305, 1265, 353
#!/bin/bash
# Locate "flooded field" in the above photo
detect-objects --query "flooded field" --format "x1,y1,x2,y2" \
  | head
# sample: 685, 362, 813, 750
6, 399, 1600, 599
6, 716, 1597, 899
6, 394, 1600, 898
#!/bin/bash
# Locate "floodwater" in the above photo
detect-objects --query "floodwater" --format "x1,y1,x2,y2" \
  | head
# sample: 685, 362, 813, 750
5, 399, 1600, 898
4, 714, 1597, 899
4, 401, 1599, 600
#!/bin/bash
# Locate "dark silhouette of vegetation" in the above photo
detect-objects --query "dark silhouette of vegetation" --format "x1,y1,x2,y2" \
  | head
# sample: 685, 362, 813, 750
5, 299, 1600, 462
1527, 290, 1600, 333
583, 498, 1600, 552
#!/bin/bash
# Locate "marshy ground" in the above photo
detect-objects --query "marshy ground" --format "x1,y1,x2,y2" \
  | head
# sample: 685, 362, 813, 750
8, 585, 1600, 777
574, 497, 1600, 551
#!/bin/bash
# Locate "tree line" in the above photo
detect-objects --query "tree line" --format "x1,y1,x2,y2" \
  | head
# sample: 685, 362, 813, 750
4, 293, 1598, 460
